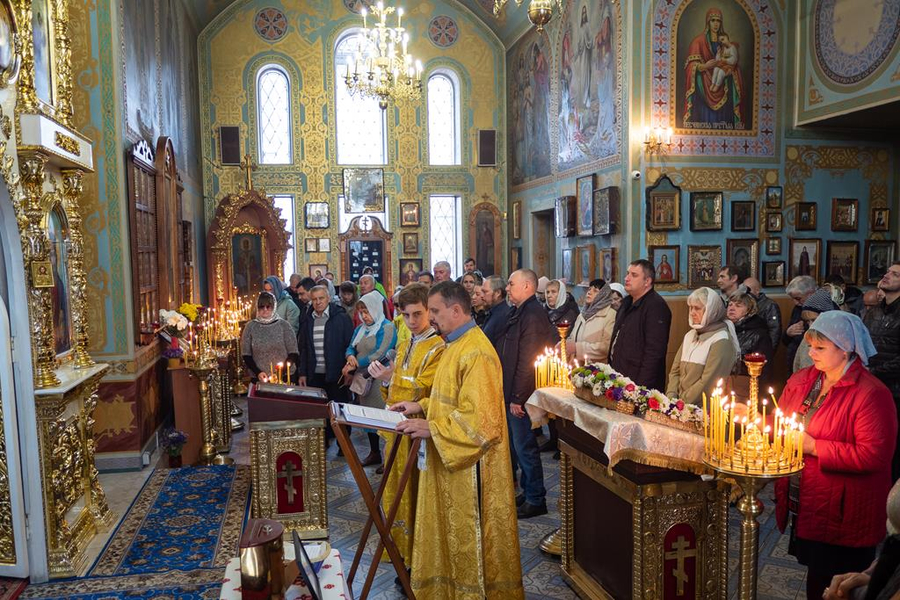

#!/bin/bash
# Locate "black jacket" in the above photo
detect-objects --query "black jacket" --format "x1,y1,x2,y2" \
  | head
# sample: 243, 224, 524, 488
753, 292, 782, 349
781, 304, 805, 371
496, 295, 559, 405
864, 297, 900, 398
547, 293, 580, 327
609, 289, 672, 391
298, 302, 354, 383
732, 314, 775, 382
482, 299, 512, 347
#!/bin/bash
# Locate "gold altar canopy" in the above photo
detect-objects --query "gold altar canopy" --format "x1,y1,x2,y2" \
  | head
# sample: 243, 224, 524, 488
207, 186, 291, 306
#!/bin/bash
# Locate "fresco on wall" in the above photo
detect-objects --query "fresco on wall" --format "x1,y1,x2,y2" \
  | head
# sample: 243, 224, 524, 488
814, 0, 900, 86
653, 0, 775, 156
675, 1, 755, 132
123, 1, 158, 142
557, 0, 618, 173
510, 28, 552, 185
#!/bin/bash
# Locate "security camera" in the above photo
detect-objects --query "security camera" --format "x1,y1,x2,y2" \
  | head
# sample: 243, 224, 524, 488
631, 170, 642, 180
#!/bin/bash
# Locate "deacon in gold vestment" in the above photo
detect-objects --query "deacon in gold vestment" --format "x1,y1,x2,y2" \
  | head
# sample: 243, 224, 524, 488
394, 281, 524, 600
368, 283, 445, 564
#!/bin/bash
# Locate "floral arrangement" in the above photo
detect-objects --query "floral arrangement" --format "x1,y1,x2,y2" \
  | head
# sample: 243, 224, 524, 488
570, 362, 703, 429
177, 302, 202, 323
161, 428, 189, 457
162, 346, 184, 359
158, 309, 189, 338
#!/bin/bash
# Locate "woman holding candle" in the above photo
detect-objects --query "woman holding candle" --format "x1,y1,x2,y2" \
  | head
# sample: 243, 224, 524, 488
666, 287, 740, 405
773, 311, 896, 600
240, 292, 300, 384
343, 291, 397, 466
544, 279, 580, 327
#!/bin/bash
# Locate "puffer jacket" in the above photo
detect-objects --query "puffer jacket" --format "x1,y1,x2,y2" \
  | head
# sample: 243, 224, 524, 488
863, 297, 900, 398
732, 314, 775, 383
753, 292, 782, 349
774, 360, 897, 548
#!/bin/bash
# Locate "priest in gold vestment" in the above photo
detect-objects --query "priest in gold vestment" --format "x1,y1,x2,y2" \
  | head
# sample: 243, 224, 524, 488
394, 281, 524, 600
368, 283, 445, 564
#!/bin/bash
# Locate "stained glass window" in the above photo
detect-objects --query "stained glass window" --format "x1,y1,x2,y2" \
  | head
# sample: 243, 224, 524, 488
273, 195, 295, 278
427, 72, 460, 165
335, 30, 387, 165
257, 66, 292, 164
429, 195, 462, 276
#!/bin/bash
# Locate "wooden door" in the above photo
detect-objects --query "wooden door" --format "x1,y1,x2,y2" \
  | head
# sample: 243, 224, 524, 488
532, 209, 555, 278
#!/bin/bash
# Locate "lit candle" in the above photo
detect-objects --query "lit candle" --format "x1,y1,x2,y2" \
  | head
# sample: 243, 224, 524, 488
397, 6, 403, 28
798, 424, 805, 465
361, 7, 367, 29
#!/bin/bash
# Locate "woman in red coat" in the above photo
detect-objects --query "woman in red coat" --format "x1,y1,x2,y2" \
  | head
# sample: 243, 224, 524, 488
774, 311, 897, 600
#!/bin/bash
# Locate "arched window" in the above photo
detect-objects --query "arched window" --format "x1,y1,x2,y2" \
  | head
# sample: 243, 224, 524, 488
335, 30, 387, 165
427, 70, 460, 165
256, 66, 292, 164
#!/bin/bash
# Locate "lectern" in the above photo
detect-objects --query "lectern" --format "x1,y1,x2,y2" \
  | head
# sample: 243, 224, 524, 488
248, 383, 329, 539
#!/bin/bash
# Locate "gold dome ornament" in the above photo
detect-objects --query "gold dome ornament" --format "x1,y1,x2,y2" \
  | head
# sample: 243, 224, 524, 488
527, 0, 554, 33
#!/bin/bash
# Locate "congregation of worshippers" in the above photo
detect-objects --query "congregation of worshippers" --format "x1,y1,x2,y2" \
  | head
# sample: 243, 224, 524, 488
246, 256, 900, 600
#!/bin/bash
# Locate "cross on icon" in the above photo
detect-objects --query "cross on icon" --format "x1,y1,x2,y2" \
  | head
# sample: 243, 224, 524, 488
277, 459, 302, 504
664, 535, 697, 596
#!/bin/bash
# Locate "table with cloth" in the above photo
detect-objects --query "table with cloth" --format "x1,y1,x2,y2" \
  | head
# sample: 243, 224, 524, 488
526, 387, 729, 600
219, 546, 348, 599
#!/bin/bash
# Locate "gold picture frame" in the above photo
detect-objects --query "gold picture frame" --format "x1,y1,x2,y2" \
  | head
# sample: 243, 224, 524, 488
0, 0, 21, 89
17, 0, 70, 121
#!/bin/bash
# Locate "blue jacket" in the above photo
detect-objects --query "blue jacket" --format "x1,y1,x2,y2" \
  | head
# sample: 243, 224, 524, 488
482, 300, 512, 347
298, 302, 354, 383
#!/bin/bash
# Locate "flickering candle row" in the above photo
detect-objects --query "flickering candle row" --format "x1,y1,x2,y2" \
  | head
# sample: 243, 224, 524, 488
266, 361, 291, 385
533, 347, 574, 391
703, 384, 804, 475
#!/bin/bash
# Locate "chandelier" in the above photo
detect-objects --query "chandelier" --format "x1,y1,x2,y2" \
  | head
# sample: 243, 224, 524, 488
493, 0, 564, 33
343, 1, 423, 110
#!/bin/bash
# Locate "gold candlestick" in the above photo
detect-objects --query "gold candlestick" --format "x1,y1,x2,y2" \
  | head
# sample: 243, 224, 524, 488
188, 364, 217, 466
557, 322, 571, 368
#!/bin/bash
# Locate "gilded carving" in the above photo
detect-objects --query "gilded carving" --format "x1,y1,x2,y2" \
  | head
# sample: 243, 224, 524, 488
54, 131, 79, 155
0, 386, 15, 564
61, 169, 94, 368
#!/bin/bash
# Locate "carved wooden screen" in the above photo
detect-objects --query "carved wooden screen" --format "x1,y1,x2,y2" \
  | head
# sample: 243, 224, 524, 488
155, 137, 183, 311
181, 220, 194, 302
126, 140, 159, 344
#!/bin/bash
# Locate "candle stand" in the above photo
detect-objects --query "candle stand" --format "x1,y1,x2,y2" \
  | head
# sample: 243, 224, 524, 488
188, 361, 218, 466
703, 355, 804, 600
539, 322, 570, 557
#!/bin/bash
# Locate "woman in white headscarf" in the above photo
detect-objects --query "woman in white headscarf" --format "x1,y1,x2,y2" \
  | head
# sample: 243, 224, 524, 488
666, 287, 740, 405
545, 279, 580, 326
343, 291, 397, 466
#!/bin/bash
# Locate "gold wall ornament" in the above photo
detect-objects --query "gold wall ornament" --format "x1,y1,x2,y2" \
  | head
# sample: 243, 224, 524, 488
54, 131, 78, 155
13, 0, 39, 114
0, 386, 16, 564
50, 0, 74, 126
0, 0, 21, 89
61, 168, 95, 368
35, 363, 113, 577
19, 151, 60, 388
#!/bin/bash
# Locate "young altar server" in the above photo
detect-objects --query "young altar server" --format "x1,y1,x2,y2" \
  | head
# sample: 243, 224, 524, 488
391, 281, 525, 600
367, 283, 445, 566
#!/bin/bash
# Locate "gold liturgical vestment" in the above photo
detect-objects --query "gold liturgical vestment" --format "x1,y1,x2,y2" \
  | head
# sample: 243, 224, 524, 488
379, 328, 445, 564
412, 324, 524, 600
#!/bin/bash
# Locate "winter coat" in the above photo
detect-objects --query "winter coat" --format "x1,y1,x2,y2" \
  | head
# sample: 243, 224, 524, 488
774, 360, 897, 548
298, 302, 355, 383
482, 300, 512, 347
609, 289, 672, 391
569, 306, 616, 363
781, 305, 805, 372
732, 314, 775, 383
547, 293, 580, 327
665, 327, 738, 405
864, 297, 900, 398
754, 292, 782, 349
496, 295, 559, 405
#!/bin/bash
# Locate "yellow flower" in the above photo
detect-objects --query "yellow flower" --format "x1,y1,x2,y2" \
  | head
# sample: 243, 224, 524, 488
177, 302, 201, 322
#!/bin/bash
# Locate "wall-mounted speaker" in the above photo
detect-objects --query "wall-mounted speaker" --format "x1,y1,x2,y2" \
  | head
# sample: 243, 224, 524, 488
219, 126, 241, 165
477, 129, 497, 167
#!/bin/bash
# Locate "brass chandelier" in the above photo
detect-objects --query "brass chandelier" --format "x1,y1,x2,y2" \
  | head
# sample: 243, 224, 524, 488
343, 1, 423, 110
493, 0, 564, 33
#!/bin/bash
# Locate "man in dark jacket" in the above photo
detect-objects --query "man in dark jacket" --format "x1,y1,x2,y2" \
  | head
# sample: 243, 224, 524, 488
782, 275, 817, 371
495, 269, 558, 518
481, 276, 512, 346
609, 259, 672, 391
863, 261, 900, 479
744, 277, 782, 349
298, 285, 354, 405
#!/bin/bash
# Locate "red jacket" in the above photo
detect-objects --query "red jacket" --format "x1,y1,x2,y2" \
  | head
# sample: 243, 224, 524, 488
774, 360, 897, 548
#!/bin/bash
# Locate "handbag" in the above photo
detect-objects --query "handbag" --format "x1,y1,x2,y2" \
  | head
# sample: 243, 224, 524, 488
349, 370, 372, 396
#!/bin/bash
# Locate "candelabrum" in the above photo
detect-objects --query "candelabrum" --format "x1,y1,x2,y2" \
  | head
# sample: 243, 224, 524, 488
534, 322, 574, 392
703, 353, 805, 600
187, 363, 217, 466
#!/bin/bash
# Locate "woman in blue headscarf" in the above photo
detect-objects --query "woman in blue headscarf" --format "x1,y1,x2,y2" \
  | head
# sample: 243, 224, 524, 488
774, 311, 897, 600
263, 276, 301, 335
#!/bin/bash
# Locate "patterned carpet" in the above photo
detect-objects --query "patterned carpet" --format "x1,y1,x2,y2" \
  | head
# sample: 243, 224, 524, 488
0, 578, 26, 600
20, 465, 251, 600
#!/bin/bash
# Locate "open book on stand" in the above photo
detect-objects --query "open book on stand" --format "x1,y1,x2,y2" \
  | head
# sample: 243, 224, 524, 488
333, 402, 407, 431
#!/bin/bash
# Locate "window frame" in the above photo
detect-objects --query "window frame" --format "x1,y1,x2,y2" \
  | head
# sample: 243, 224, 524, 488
334, 28, 388, 166
256, 64, 293, 165
426, 69, 462, 166
428, 194, 463, 277
272, 194, 296, 278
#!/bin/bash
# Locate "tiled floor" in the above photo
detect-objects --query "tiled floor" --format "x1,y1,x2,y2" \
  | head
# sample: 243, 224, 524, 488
92, 398, 809, 598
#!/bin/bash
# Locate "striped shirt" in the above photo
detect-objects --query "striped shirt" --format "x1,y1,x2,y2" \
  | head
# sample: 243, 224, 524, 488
312, 307, 329, 374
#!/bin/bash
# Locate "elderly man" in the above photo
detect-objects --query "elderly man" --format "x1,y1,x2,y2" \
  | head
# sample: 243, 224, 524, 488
608, 259, 672, 391
782, 275, 817, 370
297, 285, 354, 406
864, 261, 900, 479
862, 289, 880, 320
481, 275, 511, 346
745, 276, 782, 349
360, 273, 393, 317
433, 261, 452, 283
496, 269, 558, 518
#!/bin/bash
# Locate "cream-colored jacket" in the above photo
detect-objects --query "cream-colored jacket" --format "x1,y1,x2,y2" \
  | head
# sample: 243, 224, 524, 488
666, 328, 738, 405
569, 306, 616, 363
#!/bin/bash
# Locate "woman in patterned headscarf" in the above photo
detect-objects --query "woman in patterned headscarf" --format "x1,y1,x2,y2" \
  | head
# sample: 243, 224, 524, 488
793, 288, 840, 373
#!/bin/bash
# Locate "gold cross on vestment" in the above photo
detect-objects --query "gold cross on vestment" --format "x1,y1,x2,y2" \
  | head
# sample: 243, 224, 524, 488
240, 153, 257, 190
664, 535, 697, 596
277, 459, 302, 504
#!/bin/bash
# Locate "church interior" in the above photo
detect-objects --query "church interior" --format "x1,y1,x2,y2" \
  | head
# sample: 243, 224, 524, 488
0, 0, 899, 598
